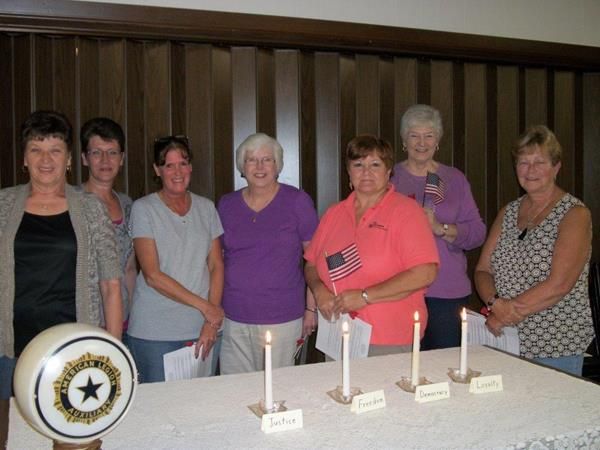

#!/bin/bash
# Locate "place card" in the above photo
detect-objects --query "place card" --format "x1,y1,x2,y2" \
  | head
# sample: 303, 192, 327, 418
415, 382, 450, 403
261, 409, 303, 434
350, 390, 386, 414
469, 375, 503, 394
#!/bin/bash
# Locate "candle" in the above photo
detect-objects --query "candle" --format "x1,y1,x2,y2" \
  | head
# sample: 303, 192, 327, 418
459, 308, 468, 375
265, 330, 273, 411
411, 311, 420, 386
342, 321, 350, 397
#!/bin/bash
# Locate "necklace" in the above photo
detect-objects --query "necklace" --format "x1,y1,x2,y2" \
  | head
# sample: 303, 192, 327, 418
518, 192, 555, 240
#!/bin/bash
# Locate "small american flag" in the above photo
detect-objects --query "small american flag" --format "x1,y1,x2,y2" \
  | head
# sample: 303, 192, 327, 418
424, 171, 445, 205
326, 243, 362, 282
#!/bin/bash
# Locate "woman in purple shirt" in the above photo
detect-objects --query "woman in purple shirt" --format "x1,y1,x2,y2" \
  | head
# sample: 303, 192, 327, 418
391, 105, 486, 349
218, 133, 319, 374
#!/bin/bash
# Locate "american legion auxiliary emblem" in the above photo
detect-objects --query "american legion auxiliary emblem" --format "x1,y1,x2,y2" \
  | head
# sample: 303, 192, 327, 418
13, 323, 137, 445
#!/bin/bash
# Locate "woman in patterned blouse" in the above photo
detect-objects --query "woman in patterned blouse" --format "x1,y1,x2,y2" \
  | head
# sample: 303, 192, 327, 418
475, 125, 594, 376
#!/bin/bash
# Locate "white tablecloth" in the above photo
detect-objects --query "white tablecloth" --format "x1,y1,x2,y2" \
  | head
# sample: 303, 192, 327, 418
9, 346, 600, 449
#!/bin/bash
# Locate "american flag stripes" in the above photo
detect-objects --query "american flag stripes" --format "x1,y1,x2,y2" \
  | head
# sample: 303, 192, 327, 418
424, 171, 445, 205
326, 243, 362, 282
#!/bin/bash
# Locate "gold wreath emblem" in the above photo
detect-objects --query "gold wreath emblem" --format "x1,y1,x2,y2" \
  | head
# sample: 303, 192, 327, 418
52, 352, 122, 425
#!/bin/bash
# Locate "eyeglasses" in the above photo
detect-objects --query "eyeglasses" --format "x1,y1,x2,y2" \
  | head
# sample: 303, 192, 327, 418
349, 160, 386, 172
244, 156, 275, 166
87, 148, 122, 160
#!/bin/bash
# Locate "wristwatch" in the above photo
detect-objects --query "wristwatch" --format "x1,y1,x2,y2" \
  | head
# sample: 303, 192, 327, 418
441, 223, 449, 236
486, 293, 500, 311
361, 289, 370, 304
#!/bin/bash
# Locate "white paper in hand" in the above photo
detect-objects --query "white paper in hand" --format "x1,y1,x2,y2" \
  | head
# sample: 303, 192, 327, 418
315, 312, 371, 360
163, 345, 214, 381
467, 310, 519, 355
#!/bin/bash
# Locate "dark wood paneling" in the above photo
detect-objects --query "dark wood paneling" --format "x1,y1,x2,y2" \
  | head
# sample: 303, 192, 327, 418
184, 44, 214, 199
274, 50, 300, 189
232, 46, 257, 191
125, 40, 146, 199
2, 0, 600, 70
299, 52, 316, 200
430, 60, 454, 167
211, 47, 233, 202
417, 60, 431, 105
339, 55, 355, 200
355, 54, 379, 135
78, 37, 99, 126
0, 35, 15, 188
314, 52, 340, 215
393, 58, 417, 161
378, 57, 394, 148
524, 68, 548, 128
13, 35, 32, 186
34, 35, 54, 110
257, 48, 275, 138
553, 71, 576, 195
583, 74, 600, 261
496, 66, 520, 213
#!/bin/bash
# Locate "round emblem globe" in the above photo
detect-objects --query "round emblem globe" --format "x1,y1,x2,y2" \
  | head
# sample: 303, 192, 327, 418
13, 323, 137, 444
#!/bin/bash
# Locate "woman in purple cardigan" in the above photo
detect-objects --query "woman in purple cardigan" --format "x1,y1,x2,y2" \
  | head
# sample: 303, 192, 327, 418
391, 104, 486, 350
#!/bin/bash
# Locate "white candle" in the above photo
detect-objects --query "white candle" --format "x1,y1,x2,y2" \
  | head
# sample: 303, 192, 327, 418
342, 321, 350, 397
265, 330, 273, 411
411, 311, 420, 386
459, 308, 468, 375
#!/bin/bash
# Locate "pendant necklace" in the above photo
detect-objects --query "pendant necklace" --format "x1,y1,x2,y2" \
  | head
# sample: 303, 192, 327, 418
518, 193, 554, 240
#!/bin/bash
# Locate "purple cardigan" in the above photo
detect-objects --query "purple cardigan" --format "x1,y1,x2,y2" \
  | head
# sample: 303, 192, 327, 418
391, 163, 486, 298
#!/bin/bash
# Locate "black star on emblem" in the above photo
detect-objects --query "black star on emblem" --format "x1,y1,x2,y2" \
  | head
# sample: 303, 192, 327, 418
77, 375, 103, 403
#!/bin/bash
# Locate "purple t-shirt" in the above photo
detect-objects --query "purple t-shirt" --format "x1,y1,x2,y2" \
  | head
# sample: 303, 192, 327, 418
391, 163, 486, 298
218, 183, 318, 324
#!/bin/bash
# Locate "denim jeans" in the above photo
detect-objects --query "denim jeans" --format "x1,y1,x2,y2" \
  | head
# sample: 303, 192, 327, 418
533, 354, 584, 376
0, 356, 16, 400
127, 335, 219, 383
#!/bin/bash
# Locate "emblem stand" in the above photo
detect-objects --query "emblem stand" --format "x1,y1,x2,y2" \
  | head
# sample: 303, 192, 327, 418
53, 438, 102, 450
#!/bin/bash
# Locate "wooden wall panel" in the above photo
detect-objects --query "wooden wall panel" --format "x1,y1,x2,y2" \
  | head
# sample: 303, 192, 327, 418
211, 47, 233, 202
184, 44, 214, 199
430, 60, 454, 167
393, 58, 417, 162
314, 52, 340, 215
355, 54, 379, 136
583, 74, 600, 261
496, 66, 520, 214
299, 52, 316, 200
0, 26, 598, 261
274, 50, 300, 189
232, 47, 257, 191
125, 40, 146, 199
523, 68, 548, 129
0, 35, 15, 188
553, 71, 576, 195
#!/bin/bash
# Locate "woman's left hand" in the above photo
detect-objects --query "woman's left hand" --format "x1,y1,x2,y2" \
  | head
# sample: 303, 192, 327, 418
492, 298, 525, 326
195, 322, 218, 360
485, 313, 505, 337
302, 309, 318, 336
333, 289, 367, 316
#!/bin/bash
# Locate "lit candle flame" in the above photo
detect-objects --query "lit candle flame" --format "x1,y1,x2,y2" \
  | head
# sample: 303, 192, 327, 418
342, 321, 349, 333
461, 307, 467, 321
266, 330, 272, 344
414, 311, 419, 322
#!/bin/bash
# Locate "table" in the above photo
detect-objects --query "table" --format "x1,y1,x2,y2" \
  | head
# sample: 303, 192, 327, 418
9, 346, 600, 449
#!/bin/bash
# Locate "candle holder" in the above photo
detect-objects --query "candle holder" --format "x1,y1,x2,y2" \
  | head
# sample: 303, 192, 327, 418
247, 400, 287, 418
447, 367, 481, 383
326, 385, 363, 404
396, 376, 432, 393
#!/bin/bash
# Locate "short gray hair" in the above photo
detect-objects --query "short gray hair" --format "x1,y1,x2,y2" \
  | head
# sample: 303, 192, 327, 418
235, 133, 284, 175
400, 104, 444, 141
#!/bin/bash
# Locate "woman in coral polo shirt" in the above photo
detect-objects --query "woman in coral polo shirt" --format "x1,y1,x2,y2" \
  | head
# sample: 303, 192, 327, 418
304, 135, 439, 355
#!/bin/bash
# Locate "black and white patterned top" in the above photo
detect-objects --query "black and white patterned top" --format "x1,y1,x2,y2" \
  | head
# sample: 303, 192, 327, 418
490, 193, 594, 359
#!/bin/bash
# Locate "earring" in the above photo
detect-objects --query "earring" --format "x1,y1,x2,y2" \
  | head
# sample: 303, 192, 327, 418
67, 164, 72, 174
349, 181, 354, 191
22, 165, 28, 173
435, 145, 439, 152
402, 144, 407, 153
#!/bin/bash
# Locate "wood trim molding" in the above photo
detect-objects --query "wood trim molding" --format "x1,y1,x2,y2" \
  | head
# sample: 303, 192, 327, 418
1, 0, 599, 70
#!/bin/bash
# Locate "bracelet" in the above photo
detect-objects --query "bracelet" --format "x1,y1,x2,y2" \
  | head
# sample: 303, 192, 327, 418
305, 307, 317, 313
361, 289, 370, 305
486, 293, 500, 311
